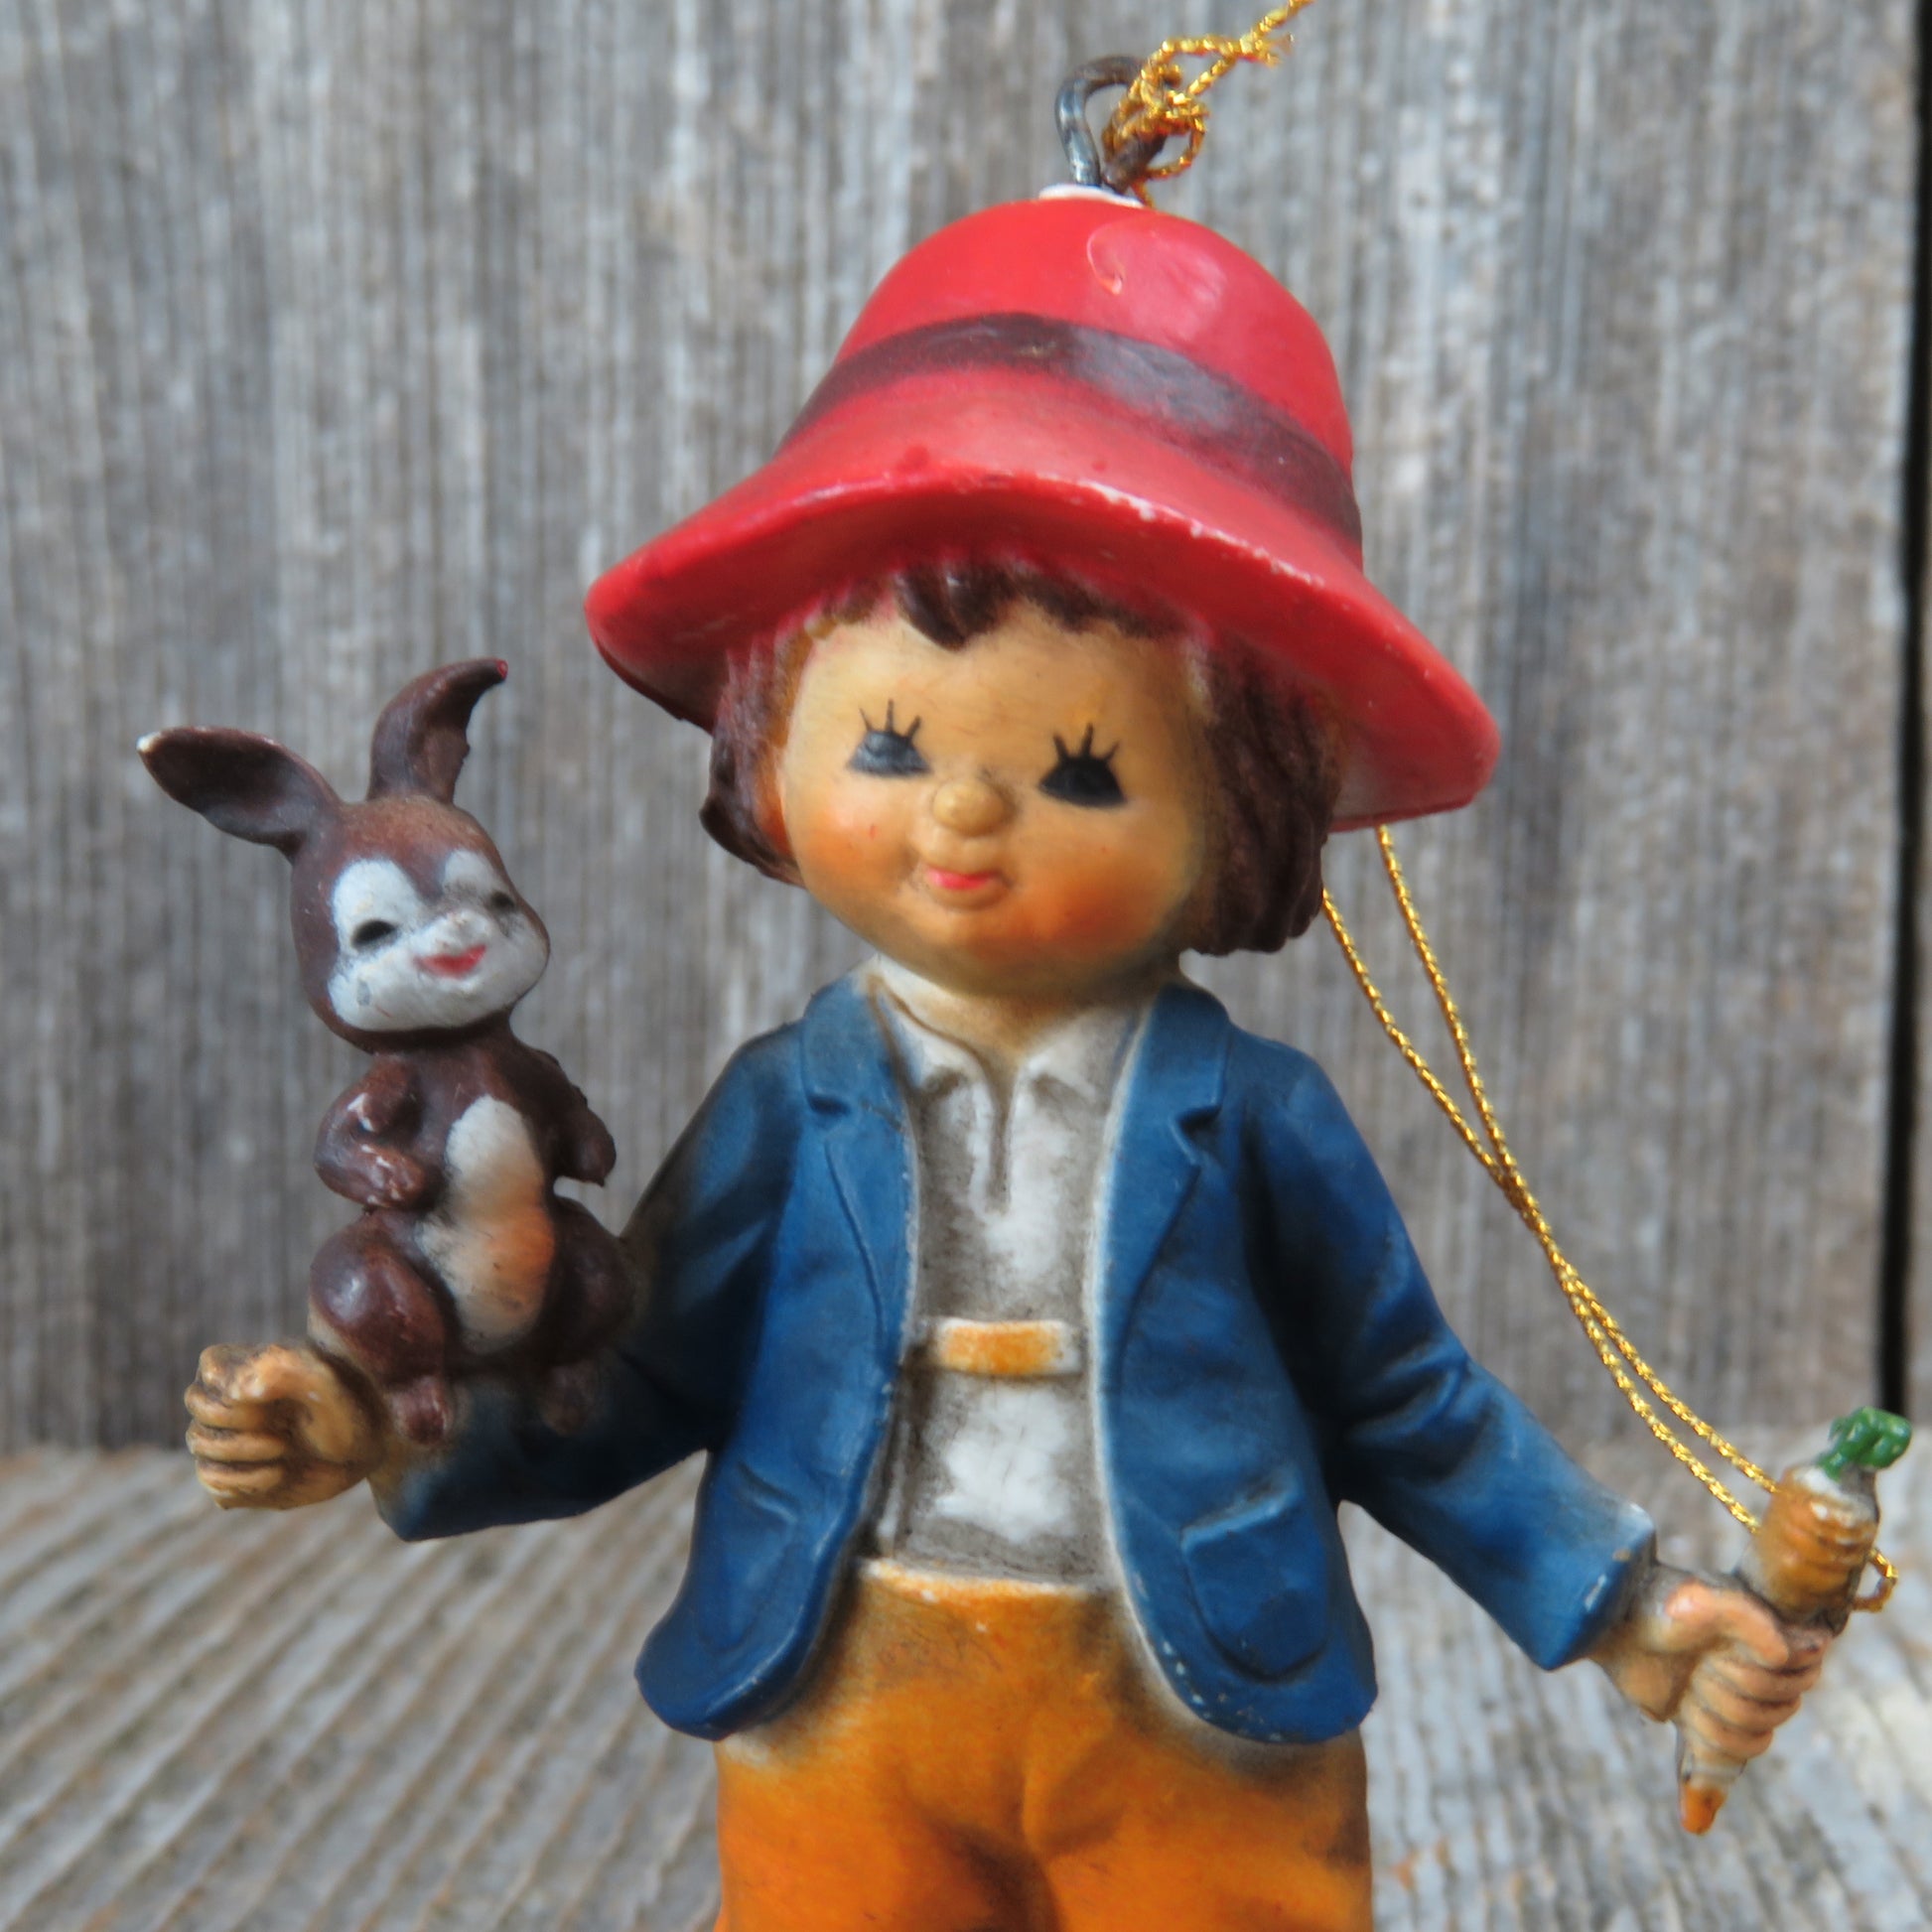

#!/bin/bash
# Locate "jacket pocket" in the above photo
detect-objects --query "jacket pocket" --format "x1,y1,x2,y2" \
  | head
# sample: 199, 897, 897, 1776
1178, 1470, 1328, 1678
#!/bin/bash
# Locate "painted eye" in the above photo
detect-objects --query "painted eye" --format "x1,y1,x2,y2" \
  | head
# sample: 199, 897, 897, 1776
488, 891, 517, 915
352, 919, 399, 950
848, 702, 929, 778
1039, 727, 1124, 808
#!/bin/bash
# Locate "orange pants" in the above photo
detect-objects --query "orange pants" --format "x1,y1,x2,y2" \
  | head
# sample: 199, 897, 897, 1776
713, 1560, 1371, 1932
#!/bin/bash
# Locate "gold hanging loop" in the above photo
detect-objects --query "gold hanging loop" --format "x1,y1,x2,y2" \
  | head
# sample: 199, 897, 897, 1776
1091, 0, 1902, 1615
1324, 830, 1899, 1610
1101, 3, 1319, 201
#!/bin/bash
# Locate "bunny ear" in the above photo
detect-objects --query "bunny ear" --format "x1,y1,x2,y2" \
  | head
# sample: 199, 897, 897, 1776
139, 727, 341, 858
366, 658, 507, 802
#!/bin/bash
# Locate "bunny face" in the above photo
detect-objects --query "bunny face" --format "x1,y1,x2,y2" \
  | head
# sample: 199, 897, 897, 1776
315, 820, 549, 1035
142, 659, 556, 1046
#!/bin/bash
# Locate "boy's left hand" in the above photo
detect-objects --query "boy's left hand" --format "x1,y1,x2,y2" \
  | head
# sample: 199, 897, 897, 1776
1589, 1561, 1829, 1815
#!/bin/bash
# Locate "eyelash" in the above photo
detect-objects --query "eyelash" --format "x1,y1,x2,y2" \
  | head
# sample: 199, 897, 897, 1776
1039, 726, 1125, 808
844, 711, 1126, 806
849, 701, 929, 777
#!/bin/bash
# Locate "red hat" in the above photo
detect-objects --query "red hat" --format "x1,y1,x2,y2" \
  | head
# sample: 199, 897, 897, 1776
585, 192, 1497, 828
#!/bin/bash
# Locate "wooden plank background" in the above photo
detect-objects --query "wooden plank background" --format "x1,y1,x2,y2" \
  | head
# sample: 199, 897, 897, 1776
0, 0, 1918, 1454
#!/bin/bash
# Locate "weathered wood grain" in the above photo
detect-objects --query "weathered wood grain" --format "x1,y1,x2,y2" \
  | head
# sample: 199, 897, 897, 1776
0, 1438, 1923, 1930
1911, 316, 1932, 1424
0, 0, 1915, 1446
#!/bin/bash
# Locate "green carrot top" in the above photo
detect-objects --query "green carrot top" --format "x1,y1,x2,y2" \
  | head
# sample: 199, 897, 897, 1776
1817, 1407, 1912, 1481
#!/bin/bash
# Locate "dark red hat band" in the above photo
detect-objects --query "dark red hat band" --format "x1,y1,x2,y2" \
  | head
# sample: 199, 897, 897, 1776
783, 313, 1364, 559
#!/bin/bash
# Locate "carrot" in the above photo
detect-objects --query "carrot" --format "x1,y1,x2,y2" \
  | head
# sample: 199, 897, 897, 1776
1678, 1407, 1909, 1833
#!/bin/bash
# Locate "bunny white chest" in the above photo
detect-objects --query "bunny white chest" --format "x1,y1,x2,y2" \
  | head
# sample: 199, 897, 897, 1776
421, 1096, 555, 1348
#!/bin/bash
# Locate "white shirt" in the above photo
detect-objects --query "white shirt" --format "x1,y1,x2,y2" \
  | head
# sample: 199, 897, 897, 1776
865, 962, 1151, 1585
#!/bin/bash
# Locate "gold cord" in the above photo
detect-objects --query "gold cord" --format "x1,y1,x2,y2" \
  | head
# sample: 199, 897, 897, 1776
1110, 0, 1898, 1615
1325, 830, 1897, 1611
1102, 3, 1319, 201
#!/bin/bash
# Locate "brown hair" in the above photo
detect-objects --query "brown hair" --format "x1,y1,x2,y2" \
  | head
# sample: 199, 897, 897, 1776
699, 560, 1340, 955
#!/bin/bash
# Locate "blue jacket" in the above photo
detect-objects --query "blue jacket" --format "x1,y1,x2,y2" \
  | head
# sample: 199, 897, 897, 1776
380, 975, 1654, 1744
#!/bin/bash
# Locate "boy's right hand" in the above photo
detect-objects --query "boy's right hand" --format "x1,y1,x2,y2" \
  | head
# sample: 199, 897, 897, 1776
185, 1341, 389, 1509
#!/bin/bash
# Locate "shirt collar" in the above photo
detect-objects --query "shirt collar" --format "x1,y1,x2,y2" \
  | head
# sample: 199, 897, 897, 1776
867, 958, 1150, 1107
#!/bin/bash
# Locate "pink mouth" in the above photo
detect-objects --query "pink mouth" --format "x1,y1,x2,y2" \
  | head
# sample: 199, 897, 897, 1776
421, 944, 487, 978
924, 865, 1006, 900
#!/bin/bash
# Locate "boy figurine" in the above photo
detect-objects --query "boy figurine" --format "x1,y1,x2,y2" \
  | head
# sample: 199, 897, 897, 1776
186, 192, 1828, 1929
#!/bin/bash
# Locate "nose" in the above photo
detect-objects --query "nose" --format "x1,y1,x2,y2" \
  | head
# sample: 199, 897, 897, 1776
930, 775, 1012, 837
433, 904, 488, 944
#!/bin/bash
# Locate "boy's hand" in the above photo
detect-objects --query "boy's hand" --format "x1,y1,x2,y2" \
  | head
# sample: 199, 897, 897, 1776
184, 1341, 391, 1509
1590, 1561, 1829, 1828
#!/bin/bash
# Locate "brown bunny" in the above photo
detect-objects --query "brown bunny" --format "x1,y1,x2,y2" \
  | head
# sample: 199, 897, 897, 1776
141, 659, 630, 1445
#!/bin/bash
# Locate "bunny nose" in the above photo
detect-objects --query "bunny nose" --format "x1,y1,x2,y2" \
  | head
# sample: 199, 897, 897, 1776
931, 776, 1011, 837
434, 906, 488, 946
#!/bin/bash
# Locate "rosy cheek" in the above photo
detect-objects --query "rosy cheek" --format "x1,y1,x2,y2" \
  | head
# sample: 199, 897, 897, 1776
1013, 851, 1179, 957
804, 840, 880, 898
791, 790, 907, 904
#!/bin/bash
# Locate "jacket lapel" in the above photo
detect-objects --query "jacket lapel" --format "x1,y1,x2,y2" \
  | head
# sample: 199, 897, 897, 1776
1101, 982, 1230, 1358
800, 975, 913, 1355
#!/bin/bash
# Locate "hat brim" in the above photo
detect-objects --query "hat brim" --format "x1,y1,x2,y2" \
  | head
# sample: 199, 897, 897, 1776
586, 373, 1497, 829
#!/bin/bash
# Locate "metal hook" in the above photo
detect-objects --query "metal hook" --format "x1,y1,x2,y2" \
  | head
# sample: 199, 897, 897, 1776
1054, 58, 1170, 195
